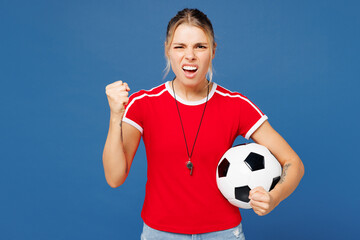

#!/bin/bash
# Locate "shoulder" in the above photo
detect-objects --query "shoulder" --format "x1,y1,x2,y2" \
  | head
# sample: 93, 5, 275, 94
128, 83, 167, 102
214, 83, 249, 101
213, 83, 264, 112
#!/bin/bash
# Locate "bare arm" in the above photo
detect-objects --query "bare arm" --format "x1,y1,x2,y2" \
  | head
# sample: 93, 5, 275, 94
249, 120, 305, 215
102, 81, 141, 188
102, 116, 141, 187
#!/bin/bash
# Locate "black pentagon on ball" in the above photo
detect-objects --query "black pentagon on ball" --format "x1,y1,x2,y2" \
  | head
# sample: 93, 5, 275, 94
269, 176, 281, 191
235, 186, 251, 203
244, 152, 265, 171
218, 158, 230, 178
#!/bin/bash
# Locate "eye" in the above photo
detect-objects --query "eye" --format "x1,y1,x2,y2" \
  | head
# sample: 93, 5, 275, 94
197, 45, 207, 49
174, 46, 184, 49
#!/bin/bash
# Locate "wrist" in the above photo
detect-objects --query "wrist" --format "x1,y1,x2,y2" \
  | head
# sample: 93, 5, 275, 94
269, 189, 282, 207
110, 113, 123, 125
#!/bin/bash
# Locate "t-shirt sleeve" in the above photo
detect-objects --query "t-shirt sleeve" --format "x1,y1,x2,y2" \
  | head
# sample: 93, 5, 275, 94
237, 95, 268, 140
122, 92, 144, 134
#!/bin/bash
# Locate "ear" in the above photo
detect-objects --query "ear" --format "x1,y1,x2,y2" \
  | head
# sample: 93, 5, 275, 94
164, 42, 168, 57
212, 42, 217, 59
165, 41, 171, 58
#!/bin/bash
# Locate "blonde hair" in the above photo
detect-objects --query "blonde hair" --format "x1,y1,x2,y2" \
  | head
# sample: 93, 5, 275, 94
164, 8, 216, 82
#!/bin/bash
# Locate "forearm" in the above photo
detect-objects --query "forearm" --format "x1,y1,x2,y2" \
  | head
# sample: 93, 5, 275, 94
270, 157, 305, 205
251, 121, 305, 207
102, 114, 128, 187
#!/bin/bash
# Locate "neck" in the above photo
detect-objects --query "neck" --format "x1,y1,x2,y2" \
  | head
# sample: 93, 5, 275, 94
172, 78, 211, 101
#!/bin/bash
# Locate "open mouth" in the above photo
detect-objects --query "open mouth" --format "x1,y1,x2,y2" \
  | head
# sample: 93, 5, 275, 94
182, 65, 198, 75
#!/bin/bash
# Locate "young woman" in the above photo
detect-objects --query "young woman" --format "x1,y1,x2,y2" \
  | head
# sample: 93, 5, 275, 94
103, 8, 304, 240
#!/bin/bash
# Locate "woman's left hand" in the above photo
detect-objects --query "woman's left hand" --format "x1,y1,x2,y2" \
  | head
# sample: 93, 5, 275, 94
249, 186, 279, 216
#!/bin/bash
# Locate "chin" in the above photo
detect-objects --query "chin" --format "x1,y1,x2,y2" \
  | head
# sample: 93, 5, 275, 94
179, 74, 207, 86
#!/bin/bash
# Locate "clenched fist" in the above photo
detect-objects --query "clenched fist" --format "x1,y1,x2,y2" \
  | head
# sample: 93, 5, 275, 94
249, 186, 280, 216
105, 80, 130, 118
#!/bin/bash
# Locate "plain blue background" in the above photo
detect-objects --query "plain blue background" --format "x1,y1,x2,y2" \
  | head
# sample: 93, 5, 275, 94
1, 0, 359, 239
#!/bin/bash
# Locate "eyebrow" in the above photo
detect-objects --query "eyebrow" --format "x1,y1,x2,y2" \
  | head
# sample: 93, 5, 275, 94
172, 42, 209, 45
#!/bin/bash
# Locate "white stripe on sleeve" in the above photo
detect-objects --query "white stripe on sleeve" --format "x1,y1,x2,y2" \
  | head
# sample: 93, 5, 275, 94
245, 115, 268, 140
122, 117, 143, 134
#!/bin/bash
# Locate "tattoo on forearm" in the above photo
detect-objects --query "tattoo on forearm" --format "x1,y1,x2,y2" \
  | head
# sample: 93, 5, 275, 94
279, 163, 291, 184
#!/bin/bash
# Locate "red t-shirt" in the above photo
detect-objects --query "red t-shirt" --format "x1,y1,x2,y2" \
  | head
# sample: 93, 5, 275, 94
123, 82, 267, 234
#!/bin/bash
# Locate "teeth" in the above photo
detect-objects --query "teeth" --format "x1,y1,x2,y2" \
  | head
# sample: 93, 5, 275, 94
183, 66, 197, 71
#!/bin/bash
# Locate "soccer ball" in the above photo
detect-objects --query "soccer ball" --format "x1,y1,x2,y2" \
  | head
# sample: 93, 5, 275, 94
216, 143, 282, 209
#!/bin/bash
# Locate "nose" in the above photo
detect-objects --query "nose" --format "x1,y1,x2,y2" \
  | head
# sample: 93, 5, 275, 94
185, 48, 196, 61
